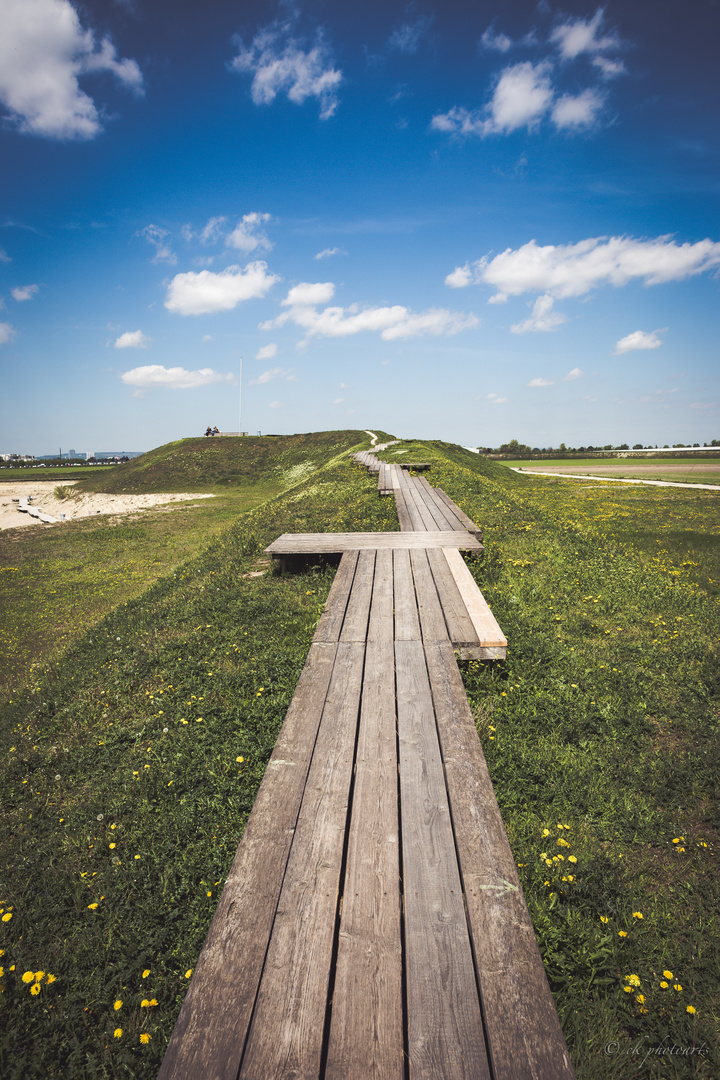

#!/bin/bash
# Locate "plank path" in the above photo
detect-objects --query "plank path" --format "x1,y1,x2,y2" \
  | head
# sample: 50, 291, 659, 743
158, 451, 574, 1080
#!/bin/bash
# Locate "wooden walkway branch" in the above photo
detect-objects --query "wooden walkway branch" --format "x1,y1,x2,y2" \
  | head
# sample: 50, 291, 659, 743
158, 447, 574, 1080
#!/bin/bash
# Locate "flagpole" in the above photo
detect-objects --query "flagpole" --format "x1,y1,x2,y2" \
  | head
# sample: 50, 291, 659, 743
239, 357, 243, 435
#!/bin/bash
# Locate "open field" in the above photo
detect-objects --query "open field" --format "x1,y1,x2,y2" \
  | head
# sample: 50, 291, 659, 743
2, 437, 719, 1078
0, 468, 118, 483
504, 457, 720, 486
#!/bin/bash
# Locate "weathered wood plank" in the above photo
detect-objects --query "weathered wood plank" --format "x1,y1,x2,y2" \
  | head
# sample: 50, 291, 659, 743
265, 532, 482, 553
392, 548, 421, 641
239, 641, 366, 1080
367, 548, 394, 643
411, 481, 455, 532
398, 473, 439, 532
314, 551, 359, 643
425, 640, 576, 1080
409, 548, 449, 643
395, 639, 490, 1079
325, 638, 403, 1080
434, 487, 483, 540
394, 475, 427, 531
443, 548, 508, 648
157, 641, 340, 1080
425, 547, 479, 648
416, 477, 468, 532
340, 549, 376, 642
392, 487, 414, 532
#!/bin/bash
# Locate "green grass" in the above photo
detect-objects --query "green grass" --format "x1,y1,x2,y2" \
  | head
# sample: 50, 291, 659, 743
0, 468, 116, 483
1, 437, 718, 1078
505, 458, 720, 486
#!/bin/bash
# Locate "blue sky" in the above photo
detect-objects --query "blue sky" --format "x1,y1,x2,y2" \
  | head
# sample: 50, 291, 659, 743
1, 0, 718, 455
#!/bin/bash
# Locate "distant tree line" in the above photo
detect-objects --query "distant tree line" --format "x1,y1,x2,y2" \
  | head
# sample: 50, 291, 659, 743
482, 438, 720, 458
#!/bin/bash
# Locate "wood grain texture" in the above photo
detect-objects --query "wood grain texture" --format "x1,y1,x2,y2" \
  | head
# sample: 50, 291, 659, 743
340, 549, 376, 642
325, 639, 403, 1080
442, 549, 507, 648
239, 641, 366, 1080
157, 641, 339, 1080
433, 487, 483, 540
395, 639, 491, 1080
314, 551, 359, 643
265, 533, 482, 553
425, 640, 576, 1080
392, 548, 421, 641
409, 548, 449, 643
367, 548, 395, 643
425, 547, 479, 648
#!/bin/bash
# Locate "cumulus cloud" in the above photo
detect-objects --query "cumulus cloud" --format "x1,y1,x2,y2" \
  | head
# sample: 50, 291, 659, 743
0, 0, 143, 139
230, 18, 342, 119
315, 246, 346, 260
593, 56, 625, 79
511, 294, 567, 333
249, 366, 295, 385
226, 212, 273, 253
182, 216, 227, 246
432, 61, 553, 136
454, 235, 720, 301
480, 27, 512, 52
261, 281, 479, 342
114, 330, 151, 349
137, 224, 176, 265
527, 377, 555, 387
255, 342, 278, 361
563, 366, 584, 380
0, 322, 18, 346
389, 14, 433, 54
487, 392, 509, 404
614, 328, 667, 354
0, 249, 11, 263
550, 8, 620, 61
552, 88, 604, 130
121, 365, 234, 391
445, 264, 475, 288
11, 284, 39, 301
165, 261, 280, 316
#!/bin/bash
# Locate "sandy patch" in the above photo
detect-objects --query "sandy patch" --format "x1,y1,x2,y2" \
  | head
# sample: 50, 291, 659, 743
0, 481, 214, 531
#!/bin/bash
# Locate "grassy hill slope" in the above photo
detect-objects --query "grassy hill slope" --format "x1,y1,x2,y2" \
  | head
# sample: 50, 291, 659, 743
77, 430, 396, 494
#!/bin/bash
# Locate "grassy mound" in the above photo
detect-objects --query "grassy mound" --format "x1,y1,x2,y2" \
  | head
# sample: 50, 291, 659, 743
78, 430, 395, 495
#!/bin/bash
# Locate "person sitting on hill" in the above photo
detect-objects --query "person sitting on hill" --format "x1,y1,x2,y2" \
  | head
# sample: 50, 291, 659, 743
213, 426, 220, 435
204, 426, 212, 437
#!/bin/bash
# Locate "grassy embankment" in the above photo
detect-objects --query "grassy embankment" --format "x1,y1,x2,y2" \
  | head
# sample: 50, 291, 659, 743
0, 432, 392, 698
1, 435, 718, 1078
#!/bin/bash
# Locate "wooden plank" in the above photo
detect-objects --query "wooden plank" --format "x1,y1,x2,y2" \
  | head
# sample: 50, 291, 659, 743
443, 548, 508, 648
340, 549, 376, 642
395, 639, 490, 1079
239, 641, 366, 1080
396, 472, 437, 532
325, 639, 403, 1080
392, 548, 421, 641
425, 640, 576, 1080
367, 548, 394, 643
314, 551, 359, 643
413, 481, 457, 532
434, 487, 483, 540
416, 477, 468, 533
409, 548, 449, 643
394, 474, 426, 531
157, 641, 340, 1080
265, 532, 482, 554
424, 547, 479, 648
392, 487, 414, 532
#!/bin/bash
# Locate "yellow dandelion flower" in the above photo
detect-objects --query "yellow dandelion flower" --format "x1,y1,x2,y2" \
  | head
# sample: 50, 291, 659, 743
627, 974, 641, 987
632, 911, 643, 919
142, 969, 150, 978
1, 913, 12, 922
638, 1006, 648, 1014
542, 829, 550, 837
34, 971, 45, 982
185, 969, 193, 979
623, 986, 633, 993
46, 974, 56, 984
109, 843, 116, 850
0, 967, 4, 978
30, 983, 41, 996
22, 971, 35, 984
686, 1005, 696, 1015
140, 1033, 151, 1044
141, 998, 150, 1007
568, 855, 577, 864
672, 838, 680, 844
149, 998, 158, 1006
673, 984, 682, 992
600, 916, 609, 924
88, 903, 98, 910
236, 756, 244, 763
206, 891, 212, 898
660, 981, 668, 989
618, 930, 628, 937
663, 970, 673, 979
636, 994, 645, 1004
114, 1028, 123, 1038
114, 999, 122, 1010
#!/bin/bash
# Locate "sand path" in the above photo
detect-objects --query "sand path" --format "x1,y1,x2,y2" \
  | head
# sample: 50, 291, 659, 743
0, 481, 214, 531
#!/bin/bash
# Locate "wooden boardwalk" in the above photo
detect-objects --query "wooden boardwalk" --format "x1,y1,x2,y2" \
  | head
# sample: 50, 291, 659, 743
158, 451, 574, 1080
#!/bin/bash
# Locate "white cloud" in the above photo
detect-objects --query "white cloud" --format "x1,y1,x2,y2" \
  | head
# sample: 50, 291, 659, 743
114, 330, 151, 349
511, 294, 567, 333
165, 261, 280, 316
552, 88, 604, 130
445, 264, 474, 288
137, 224, 176, 265
486, 392, 509, 404
593, 56, 625, 79
202, 334, 213, 342
0, 0, 143, 139
613, 328, 667, 354
231, 18, 342, 120
0, 322, 17, 345
225, 212, 273, 254
0, 249, 11, 263
332, 397, 344, 404
262, 282, 479, 342
182, 216, 227, 245
121, 365, 234, 390
550, 9, 620, 61
465, 235, 720, 300
563, 366, 584, 380
527, 377, 555, 387
255, 342, 278, 361
315, 246, 346, 260
389, 15, 433, 54
431, 61, 553, 137
249, 366, 294, 385
11, 284, 39, 301
480, 27, 512, 52
268, 400, 284, 408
